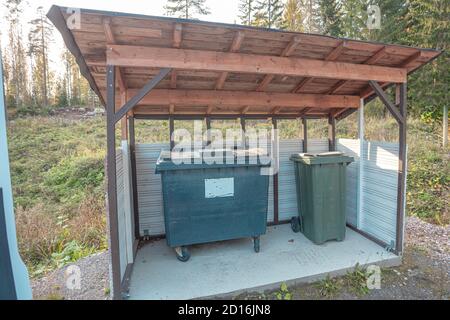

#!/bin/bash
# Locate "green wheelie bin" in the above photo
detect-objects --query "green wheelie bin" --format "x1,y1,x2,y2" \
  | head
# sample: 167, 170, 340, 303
289, 152, 354, 244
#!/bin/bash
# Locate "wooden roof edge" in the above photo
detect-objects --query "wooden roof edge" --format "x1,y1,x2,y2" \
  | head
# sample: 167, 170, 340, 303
50, 5, 443, 55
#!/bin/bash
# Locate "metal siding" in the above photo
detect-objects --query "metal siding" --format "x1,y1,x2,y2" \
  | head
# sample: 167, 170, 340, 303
337, 139, 360, 227
359, 141, 399, 245
307, 139, 329, 153
115, 150, 127, 280
277, 139, 303, 221
135, 143, 170, 236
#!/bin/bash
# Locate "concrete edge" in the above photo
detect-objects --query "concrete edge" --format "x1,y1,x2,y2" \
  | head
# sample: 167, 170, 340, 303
202, 255, 402, 300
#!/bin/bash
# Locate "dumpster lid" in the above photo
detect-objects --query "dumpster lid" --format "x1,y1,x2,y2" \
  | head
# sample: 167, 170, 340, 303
156, 148, 272, 172
290, 152, 354, 165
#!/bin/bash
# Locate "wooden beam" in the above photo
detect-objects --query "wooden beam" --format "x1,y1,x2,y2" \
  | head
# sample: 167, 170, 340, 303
368, 81, 402, 123
114, 68, 171, 123
256, 36, 301, 91
169, 104, 175, 115
215, 31, 245, 90
107, 45, 407, 83
127, 89, 360, 109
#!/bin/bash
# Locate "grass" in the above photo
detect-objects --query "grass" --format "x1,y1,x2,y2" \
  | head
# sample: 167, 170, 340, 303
6, 110, 449, 276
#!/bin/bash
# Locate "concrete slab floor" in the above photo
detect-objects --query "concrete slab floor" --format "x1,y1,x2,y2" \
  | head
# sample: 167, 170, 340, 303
128, 224, 400, 300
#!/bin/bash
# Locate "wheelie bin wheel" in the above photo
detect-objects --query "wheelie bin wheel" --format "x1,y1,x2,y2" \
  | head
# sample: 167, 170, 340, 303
175, 246, 190, 262
291, 217, 301, 233
253, 237, 260, 253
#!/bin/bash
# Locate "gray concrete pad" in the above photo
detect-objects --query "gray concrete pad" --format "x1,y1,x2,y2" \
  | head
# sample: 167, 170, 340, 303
129, 225, 399, 300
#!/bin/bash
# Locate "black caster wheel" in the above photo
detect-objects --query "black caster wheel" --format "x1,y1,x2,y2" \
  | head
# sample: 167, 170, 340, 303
253, 237, 260, 253
291, 217, 301, 233
175, 246, 190, 262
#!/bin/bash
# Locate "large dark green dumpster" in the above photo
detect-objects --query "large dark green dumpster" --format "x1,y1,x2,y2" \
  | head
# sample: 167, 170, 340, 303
290, 152, 354, 244
155, 150, 270, 261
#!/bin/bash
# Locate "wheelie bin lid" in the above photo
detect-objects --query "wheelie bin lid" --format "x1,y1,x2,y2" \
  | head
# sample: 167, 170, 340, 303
155, 149, 272, 172
290, 152, 354, 165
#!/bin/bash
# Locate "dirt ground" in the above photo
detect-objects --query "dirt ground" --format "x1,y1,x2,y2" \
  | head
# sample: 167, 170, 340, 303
31, 217, 449, 300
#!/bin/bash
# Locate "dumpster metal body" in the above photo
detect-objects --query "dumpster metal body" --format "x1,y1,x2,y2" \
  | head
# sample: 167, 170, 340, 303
290, 153, 354, 244
155, 151, 270, 260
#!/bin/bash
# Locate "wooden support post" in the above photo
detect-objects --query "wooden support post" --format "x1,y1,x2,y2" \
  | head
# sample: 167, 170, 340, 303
328, 114, 336, 151
272, 118, 279, 225
169, 117, 175, 151
205, 117, 211, 146
106, 65, 121, 300
443, 105, 448, 148
240, 117, 246, 149
357, 99, 364, 230
396, 83, 407, 255
120, 90, 128, 140
128, 115, 140, 240
302, 118, 308, 152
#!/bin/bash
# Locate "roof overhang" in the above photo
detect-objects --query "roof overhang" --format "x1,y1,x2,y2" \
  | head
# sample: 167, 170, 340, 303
47, 5, 443, 118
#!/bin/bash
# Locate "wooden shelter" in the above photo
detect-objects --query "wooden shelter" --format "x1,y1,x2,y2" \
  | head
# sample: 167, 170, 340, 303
48, 6, 442, 300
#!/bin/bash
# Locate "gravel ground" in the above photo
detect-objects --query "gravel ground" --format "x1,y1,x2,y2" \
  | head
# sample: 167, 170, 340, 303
31, 251, 110, 300
31, 216, 449, 300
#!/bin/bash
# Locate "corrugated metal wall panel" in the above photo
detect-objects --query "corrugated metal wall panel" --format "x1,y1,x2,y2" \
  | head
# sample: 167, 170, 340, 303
337, 139, 360, 227
133, 139, 401, 245
360, 141, 399, 245
115, 150, 127, 280
278, 139, 303, 221
135, 143, 169, 236
307, 139, 329, 153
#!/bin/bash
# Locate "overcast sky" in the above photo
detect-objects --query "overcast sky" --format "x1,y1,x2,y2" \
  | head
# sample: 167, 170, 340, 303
0, 0, 241, 76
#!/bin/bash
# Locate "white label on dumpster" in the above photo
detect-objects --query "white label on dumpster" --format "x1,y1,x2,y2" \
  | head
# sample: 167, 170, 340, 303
205, 178, 234, 198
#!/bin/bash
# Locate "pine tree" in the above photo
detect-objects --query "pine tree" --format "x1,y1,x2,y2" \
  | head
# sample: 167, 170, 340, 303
302, 0, 322, 33
318, 0, 343, 36
254, 0, 285, 28
28, 6, 53, 107
238, 0, 257, 25
282, 0, 304, 32
4, 0, 29, 108
340, 0, 367, 39
164, 0, 210, 19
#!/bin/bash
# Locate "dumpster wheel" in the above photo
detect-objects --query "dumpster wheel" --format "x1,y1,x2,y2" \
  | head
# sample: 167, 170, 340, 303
175, 246, 190, 262
291, 217, 301, 233
253, 237, 260, 253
